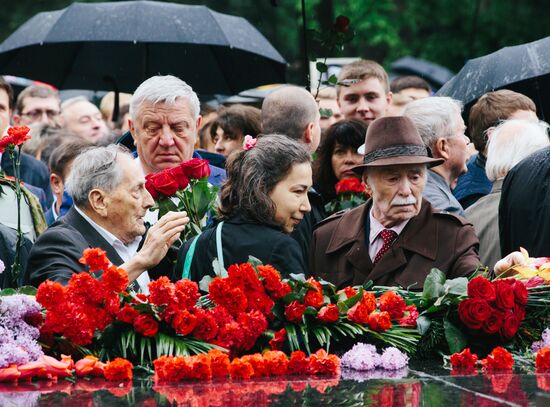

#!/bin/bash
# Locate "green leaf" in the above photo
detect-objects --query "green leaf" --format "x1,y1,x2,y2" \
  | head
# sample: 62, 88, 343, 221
422, 268, 446, 300
18, 285, 37, 295
444, 319, 467, 354
327, 74, 338, 85
416, 315, 431, 335
247, 256, 263, 268
443, 277, 468, 296
191, 180, 212, 219
316, 61, 328, 73
0, 288, 17, 296
157, 197, 178, 218
289, 273, 306, 282
303, 306, 318, 316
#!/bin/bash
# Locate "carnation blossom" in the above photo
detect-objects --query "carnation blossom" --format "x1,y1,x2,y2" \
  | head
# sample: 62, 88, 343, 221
379, 347, 409, 370
340, 343, 380, 371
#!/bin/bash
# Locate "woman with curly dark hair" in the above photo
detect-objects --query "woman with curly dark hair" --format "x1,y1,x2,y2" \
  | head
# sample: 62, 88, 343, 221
175, 135, 312, 282
314, 119, 367, 203
210, 104, 261, 158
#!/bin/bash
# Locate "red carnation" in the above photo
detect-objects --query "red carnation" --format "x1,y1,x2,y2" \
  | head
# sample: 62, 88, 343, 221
317, 304, 339, 323
333, 15, 350, 33
467, 276, 496, 301
398, 304, 419, 328
347, 292, 376, 324
481, 347, 514, 370
284, 301, 306, 323
308, 349, 340, 375
171, 309, 197, 336
104, 358, 133, 381
450, 348, 478, 369
493, 280, 515, 310
174, 279, 200, 309
0, 126, 31, 152
229, 358, 254, 380
179, 158, 210, 179
187, 354, 212, 381
134, 314, 159, 337
102, 265, 129, 292
335, 177, 364, 194
36, 280, 65, 309
368, 311, 392, 332
79, 247, 111, 273
192, 308, 218, 341
500, 312, 520, 340
536, 348, 550, 369
288, 351, 309, 375
304, 287, 324, 309
148, 276, 176, 307
458, 298, 493, 329
241, 354, 268, 378
208, 349, 230, 378
342, 286, 358, 298
263, 351, 289, 376
379, 291, 406, 319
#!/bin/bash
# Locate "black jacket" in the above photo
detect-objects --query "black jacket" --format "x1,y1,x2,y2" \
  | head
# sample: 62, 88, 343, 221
175, 213, 308, 283
24, 207, 173, 286
499, 146, 550, 257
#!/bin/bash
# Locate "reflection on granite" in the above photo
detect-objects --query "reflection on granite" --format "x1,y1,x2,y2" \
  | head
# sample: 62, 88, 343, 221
0, 364, 548, 406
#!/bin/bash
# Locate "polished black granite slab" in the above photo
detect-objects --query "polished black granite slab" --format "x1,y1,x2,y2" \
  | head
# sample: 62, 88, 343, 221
0, 362, 548, 406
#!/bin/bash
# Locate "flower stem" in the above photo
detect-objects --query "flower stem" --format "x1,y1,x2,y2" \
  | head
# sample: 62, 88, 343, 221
10, 146, 23, 287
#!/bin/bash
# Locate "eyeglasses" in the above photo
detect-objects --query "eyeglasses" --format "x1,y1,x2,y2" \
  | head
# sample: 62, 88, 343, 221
21, 109, 60, 120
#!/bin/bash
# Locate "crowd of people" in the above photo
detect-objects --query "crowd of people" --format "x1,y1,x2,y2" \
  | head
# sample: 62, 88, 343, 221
1, 57, 548, 291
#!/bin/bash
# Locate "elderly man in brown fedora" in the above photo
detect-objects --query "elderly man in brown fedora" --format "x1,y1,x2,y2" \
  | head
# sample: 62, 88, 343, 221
310, 116, 481, 289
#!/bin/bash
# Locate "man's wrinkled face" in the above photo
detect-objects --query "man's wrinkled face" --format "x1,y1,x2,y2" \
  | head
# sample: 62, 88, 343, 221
63, 101, 109, 143
18, 97, 62, 127
130, 99, 200, 175
338, 77, 391, 125
103, 155, 154, 244
363, 164, 427, 227
444, 112, 470, 179
0, 89, 11, 136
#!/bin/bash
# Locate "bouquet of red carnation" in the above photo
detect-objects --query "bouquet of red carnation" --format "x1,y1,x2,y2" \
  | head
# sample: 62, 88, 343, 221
458, 276, 527, 340
145, 158, 218, 241
325, 177, 368, 214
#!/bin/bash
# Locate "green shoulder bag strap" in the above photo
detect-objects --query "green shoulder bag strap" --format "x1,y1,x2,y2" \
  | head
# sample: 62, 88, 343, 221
182, 221, 224, 280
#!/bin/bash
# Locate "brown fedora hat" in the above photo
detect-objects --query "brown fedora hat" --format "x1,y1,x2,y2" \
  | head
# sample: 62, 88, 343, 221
352, 116, 444, 173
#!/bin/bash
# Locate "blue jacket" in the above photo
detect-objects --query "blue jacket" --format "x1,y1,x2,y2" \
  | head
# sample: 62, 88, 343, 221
452, 153, 492, 209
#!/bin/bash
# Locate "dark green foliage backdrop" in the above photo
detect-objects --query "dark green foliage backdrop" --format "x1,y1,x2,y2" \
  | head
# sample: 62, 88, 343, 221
1, 0, 548, 86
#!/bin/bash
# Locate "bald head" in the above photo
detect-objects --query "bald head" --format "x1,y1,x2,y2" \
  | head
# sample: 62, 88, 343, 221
261, 86, 320, 143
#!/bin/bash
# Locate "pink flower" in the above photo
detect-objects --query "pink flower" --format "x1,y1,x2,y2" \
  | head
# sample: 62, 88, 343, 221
243, 135, 257, 151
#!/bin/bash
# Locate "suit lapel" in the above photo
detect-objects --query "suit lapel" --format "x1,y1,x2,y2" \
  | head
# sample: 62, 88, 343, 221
64, 208, 125, 266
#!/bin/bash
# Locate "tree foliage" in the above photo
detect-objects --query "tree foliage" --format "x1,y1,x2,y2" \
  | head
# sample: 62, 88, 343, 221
0, 0, 548, 86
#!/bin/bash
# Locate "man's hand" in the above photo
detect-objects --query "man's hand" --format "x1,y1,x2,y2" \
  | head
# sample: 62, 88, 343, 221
494, 251, 527, 276
122, 211, 189, 281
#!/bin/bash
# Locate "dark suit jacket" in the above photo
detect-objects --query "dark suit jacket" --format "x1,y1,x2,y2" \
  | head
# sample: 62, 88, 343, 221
25, 207, 173, 286
310, 199, 480, 289
1, 151, 53, 208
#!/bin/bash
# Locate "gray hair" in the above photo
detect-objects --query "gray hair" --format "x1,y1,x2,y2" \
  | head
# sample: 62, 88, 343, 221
261, 86, 318, 141
129, 75, 200, 122
403, 96, 463, 150
65, 144, 132, 207
486, 119, 550, 181
61, 96, 90, 113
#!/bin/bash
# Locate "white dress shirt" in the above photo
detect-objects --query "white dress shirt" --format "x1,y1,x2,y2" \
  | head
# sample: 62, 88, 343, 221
368, 209, 409, 262
74, 206, 150, 294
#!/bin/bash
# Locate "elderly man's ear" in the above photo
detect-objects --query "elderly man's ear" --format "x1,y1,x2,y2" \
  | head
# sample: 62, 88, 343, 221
88, 189, 109, 217
433, 138, 451, 160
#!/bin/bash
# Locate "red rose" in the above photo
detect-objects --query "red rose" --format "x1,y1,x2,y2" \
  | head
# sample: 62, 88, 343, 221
536, 348, 550, 369
342, 286, 358, 298
168, 164, 190, 190
145, 171, 179, 198
467, 276, 496, 301
304, 287, 324, 308
450, 348, 478, 369
499, 312, 520, 340
171, 309, 197, 335
368, 311, 392, 332
512, 281, 528, 305
333, 15, 350, 33
513, 303, 526, 322
458, 298, 492, 329
493, 280, 515, 310
317, 304, 339, 323
481, 347, 514, 370
179, 158, 210, 179
335, 177, 364, 194
133, 314, 158, 337
379, 291, 406, 319
284, 301, 306, 323
269, 328, 287, 350
481, 310, 504, 335
117, 304, 140, 324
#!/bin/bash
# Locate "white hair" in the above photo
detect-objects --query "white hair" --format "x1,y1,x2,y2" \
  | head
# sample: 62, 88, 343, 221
129, 75, 200, 121
485, 119, 550, 181
402, 96, 463, 149
65, 144, 132, 207
61, 96, 91, 113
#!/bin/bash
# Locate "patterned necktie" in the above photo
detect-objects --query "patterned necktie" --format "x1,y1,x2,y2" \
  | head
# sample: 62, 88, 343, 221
374, 229, 398, 263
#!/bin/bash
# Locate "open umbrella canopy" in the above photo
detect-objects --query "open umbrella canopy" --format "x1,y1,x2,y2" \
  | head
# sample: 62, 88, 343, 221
390, 56, 455, 90
436, 36, 550, 120
0, 1, 287, 96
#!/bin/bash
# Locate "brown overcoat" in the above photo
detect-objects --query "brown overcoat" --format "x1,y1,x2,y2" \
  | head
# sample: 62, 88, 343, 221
310, 199, 480, 289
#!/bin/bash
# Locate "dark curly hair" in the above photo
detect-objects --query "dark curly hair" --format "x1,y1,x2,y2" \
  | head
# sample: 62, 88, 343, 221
218, 135, 311, 229
313, 119, 367, 201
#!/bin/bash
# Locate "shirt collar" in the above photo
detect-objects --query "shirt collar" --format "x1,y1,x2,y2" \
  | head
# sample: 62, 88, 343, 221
74, 205, 141, 249
369, 207, 409, 245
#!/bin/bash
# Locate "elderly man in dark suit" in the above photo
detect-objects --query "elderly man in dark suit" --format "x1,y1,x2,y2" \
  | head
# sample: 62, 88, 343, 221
310, 116, 519, 289
25, 144, 189, 289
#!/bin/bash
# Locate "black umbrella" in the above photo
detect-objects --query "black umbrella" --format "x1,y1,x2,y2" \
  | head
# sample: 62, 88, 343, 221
436, 36, 550, 120
0, 1, 286, 96
390, 56, 455, 90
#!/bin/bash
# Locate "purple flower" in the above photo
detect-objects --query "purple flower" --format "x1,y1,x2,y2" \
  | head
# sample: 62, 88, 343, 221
532, 328, 550, 352
0, 259, 5, 274
379, 347, 409, 370
342, 367, 408, 381
340, 343, 380, 371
